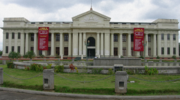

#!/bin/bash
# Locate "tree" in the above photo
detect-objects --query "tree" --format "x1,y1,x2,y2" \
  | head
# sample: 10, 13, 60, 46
0, 51, 2, 56
24, 51, 35, 61
8, 52, 21, 61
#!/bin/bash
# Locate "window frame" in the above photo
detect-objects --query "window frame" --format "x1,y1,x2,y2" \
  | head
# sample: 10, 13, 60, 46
64, 34, 69, 41
114, 34, 118, 42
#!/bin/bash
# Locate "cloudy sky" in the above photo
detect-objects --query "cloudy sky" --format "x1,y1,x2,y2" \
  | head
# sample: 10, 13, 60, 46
0, 0, 180, 50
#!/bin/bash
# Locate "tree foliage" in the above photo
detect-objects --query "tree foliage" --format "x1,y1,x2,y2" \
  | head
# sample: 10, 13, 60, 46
8, 52, 21, 61
24, 51, 35, 60
0, 51, 2, 56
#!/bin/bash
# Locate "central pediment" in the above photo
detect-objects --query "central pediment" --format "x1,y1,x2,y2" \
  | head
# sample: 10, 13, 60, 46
72, 10, 111, 27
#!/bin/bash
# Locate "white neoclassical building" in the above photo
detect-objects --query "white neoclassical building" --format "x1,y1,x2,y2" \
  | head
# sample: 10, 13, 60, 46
1, 9, 180, 59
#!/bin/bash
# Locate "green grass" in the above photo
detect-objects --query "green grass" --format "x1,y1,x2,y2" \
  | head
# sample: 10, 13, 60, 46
1, 65, 180, 95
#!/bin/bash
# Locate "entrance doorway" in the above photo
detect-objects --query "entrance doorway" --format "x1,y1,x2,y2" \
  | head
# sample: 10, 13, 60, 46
87, 49, 95, 58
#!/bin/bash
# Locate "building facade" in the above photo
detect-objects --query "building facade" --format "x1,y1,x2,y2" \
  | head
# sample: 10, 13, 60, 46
1, 9, 180, 59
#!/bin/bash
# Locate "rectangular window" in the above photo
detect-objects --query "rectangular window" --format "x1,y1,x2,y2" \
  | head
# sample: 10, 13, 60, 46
6, 33, 9, 39
148, 35, 151, 42
148, 48, 151, 56
64, 34, 68, 41
56, 47, 60, 56
173, 48, 176, 55
49, 34, 51, 41
39, 22, 43, 24
167, 34, 170, 40
31, 34, 34, 41
114, 34, 118, 42
173, 34, 176, 40
12, 46, 14, 52
39, 50, 42, 55
131, 48, 134, 56
161, 34, 164, 40
18, 33, 21, 39
48, 22, 52, 24
114, 47, 118, 56
18, 46, 20, 53
123, 47, 126, 56
56, 34, 60, 41
48, 47, 51, 55
131, 34, 134, 42
6, 46, 8, 53
31, 47, 34, 52
123, 34, 126, 42
64, 47, 68, 56
140, 51, 143, 56
12, 33, 14, 39
161, 47, 164, 54
167, 47, 170, 54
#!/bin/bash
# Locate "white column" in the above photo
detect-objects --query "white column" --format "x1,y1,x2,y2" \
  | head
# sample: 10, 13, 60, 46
73, 32, 78, 56
51, 33, 55, 56
127, 33, 131, 57
105, 33, 110, 56
111, 33, 114, 56
153, 34, 156, 57
170, 34, 173, 56
8, 33, 12, 53
2, 32, 6, 56
26, 33, 29, 53
83, 33, 86, 56
164, 34, 167, 56
42, 51, 46, 56
158, 33, 161, 56
145, 34, 148, 57
176, 33, 179, 56
96, 33, 100, 57
14, 32, 18, 52
33, 33, 37, 56
101, 33, 104, 56
68, 33, 71, 56
136, 52, 140, 57
119, 33, 122, 57
60, 33, 63, 59
79, 33, 82, 56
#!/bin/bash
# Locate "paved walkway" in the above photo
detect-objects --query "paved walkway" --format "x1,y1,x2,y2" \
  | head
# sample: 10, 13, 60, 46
1, 87, 180, 100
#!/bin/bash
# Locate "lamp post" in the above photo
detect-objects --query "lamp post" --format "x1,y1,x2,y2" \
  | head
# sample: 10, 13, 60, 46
142, 41, 147, 62
85, 40, 90, 61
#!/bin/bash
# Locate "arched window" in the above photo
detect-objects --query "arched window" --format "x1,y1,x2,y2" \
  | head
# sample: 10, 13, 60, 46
87, 37, 95, 46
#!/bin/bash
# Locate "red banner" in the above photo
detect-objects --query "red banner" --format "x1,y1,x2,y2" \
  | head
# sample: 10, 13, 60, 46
38, 27, 49, 50
133, 28, 144, 51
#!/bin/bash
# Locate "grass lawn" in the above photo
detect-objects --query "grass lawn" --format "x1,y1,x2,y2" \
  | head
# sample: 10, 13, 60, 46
1, 64, 180, 95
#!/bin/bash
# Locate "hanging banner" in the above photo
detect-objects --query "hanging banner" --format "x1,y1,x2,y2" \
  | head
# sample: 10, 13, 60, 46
133, 28, 144, 51
38, 27, 49, 50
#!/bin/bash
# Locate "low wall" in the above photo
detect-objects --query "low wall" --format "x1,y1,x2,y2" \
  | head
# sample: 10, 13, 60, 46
93, 58, 141, 66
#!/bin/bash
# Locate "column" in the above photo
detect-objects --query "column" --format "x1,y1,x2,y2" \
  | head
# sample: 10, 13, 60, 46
79, 33, 82, 56
42, 51, 47, 56
176, 33, 179, 56
26, 33, 29, 53
68, 33, 71, 56
119, 33, 122, 57
33, 33, 37, 56
170, 34, 173, 56
101, 33, 104, 56
8, 33, 12, 53
96, 33, 100, 57
145, 34, 148, 57
2, 32, 5, 55
51, 33, 55, 56
127, 33, 131, 57
14, 32, 18, 52
136, 52, 140, 57
153, 34, 156, 57
73, 32, 78, 56
164, 34, 167, 56
111, 33, 114, 56
158, 33, 161, 56
105, 33, 110, 56
83, 33, 86, 56
60, 33, 63, 59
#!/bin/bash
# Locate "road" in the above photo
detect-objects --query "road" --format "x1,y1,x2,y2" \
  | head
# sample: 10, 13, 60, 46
1, 90, 180, 100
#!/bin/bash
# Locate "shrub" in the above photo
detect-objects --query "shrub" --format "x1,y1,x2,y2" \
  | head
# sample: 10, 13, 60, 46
24, 51, 35, 60
75, 67, 78, 73
126, 69, 135, 75
54, 65, 64, 73
156, 56, 160, 59
40, 55, 44, 58
7, 62, 14, 68
46, 64, 52, 69
24, 66, 30, 71
144, 66, 158, 75
8, 52, 21, 61
121, 56, 124, 58
108, 68, 114, 75
30, 63, 43, 71
172, 56, 176, 59
92, 68, 103, 74
0, 51, 2, 56
139, 56, 144, 59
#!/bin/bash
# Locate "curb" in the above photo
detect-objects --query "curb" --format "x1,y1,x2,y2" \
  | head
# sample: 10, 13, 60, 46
1, 87, 180, 99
